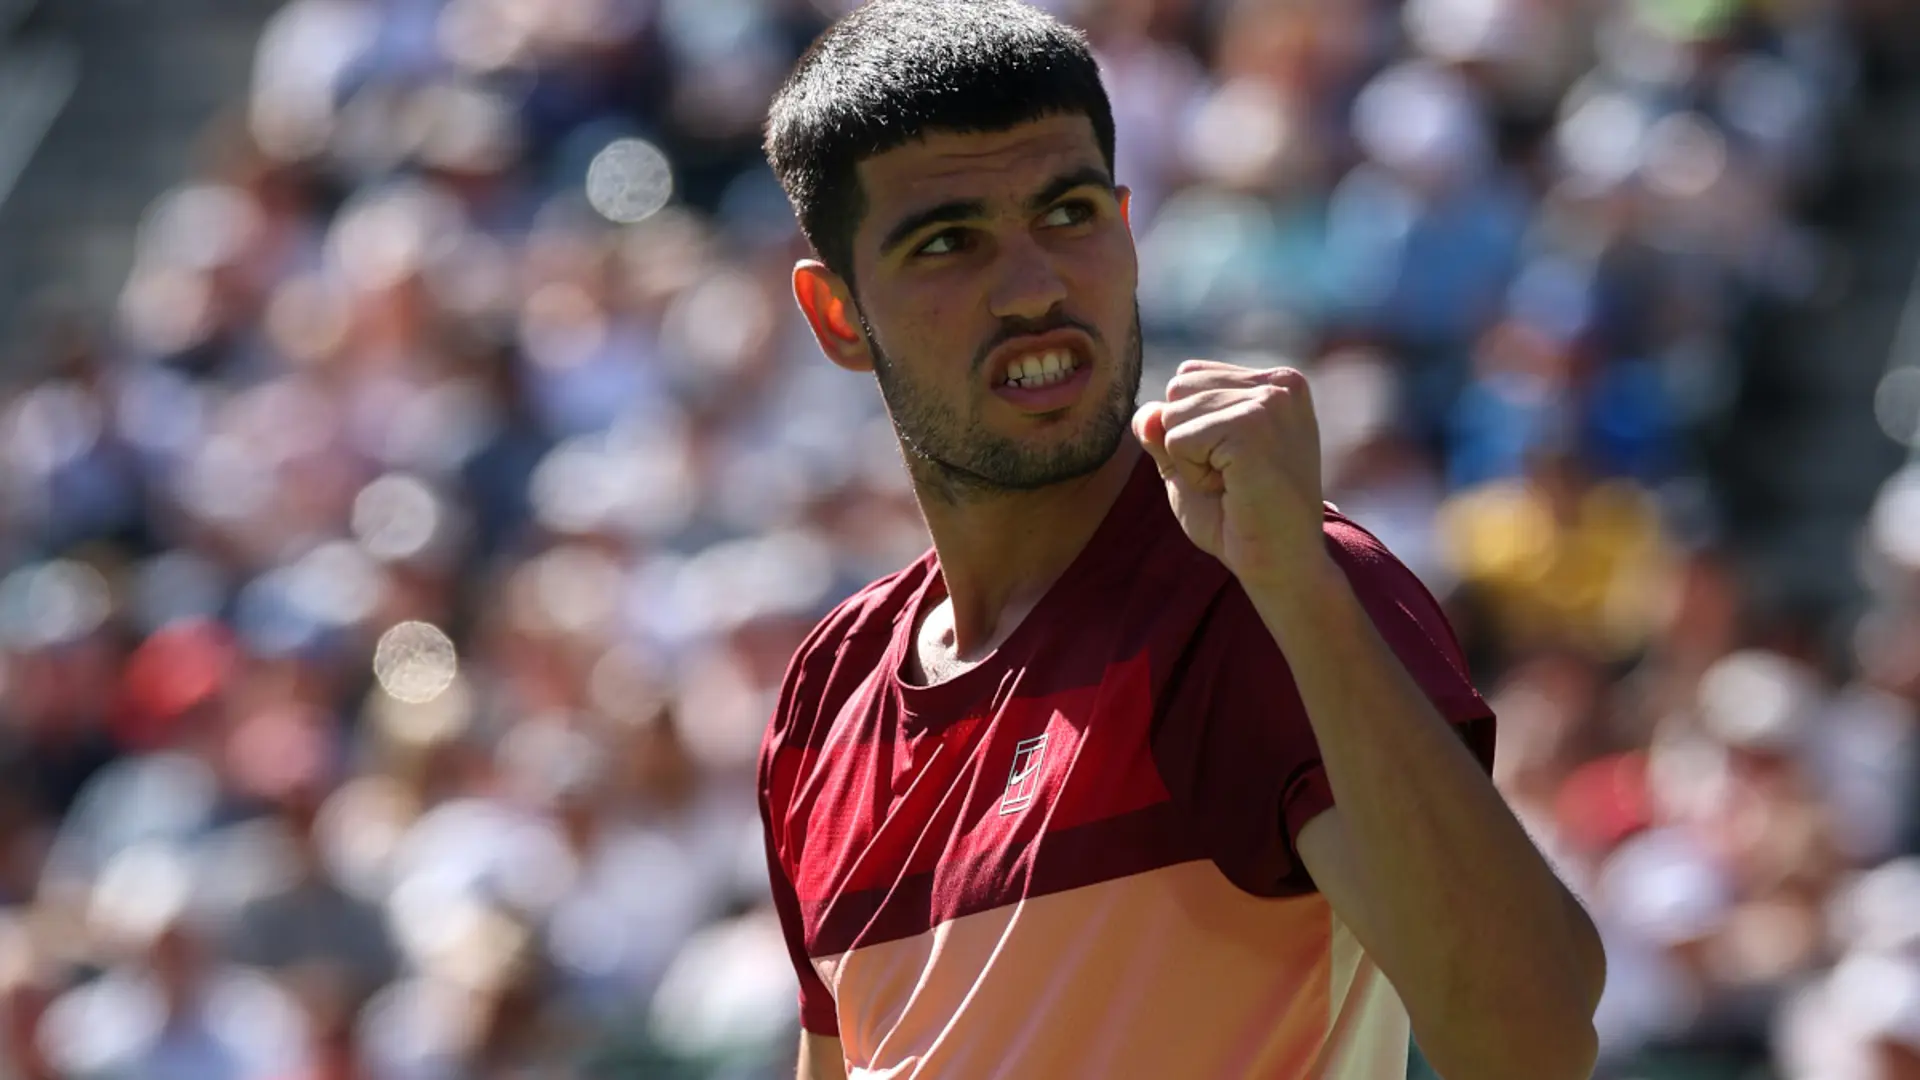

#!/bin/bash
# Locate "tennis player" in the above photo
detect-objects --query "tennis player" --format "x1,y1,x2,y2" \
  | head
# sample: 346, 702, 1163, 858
757, 2, 1605, 1077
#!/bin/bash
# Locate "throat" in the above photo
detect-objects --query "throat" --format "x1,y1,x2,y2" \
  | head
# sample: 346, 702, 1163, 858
911, 645, 974, 688
905, 589, 1042, 687
908, 603, 977, 687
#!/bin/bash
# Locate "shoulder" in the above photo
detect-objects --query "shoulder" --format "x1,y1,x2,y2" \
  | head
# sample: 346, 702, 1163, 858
797, 561, 926, 670
760, 555, 931, 763
1317, 506, 1434, 617
1152, 508, 1492, 895
1320, 506, 1475, 675
1168, 505, 1484, 721
1320, 504, 1390, 562
1157, 505, 1435, 649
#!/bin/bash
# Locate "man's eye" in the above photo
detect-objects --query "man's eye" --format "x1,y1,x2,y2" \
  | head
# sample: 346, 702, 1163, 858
1042, 201, 1095, 228
915, 231, 966, 257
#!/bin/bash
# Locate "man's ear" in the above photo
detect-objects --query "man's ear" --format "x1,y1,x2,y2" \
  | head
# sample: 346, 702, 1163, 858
1118, 186, 1133, 233
793, 261, 873, 373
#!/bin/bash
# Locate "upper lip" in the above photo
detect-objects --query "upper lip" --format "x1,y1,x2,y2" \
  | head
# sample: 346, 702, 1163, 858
985, 330, 1093, 386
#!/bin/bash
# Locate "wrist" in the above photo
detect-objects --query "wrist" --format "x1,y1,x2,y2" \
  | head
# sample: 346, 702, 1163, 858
1239, 549, 1351, 640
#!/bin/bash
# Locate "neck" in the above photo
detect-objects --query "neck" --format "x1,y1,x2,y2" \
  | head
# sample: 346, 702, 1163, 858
913, 441, 1140, 658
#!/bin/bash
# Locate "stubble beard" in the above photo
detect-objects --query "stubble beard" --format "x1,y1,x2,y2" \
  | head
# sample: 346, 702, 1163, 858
863, 305, 1144, 506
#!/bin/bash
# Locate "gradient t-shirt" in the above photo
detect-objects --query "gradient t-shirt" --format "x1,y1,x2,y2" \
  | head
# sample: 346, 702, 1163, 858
759, 455, 1495, 1078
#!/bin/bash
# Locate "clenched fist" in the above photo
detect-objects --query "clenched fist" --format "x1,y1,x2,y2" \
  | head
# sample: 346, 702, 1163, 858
1131, 360, 1327, 591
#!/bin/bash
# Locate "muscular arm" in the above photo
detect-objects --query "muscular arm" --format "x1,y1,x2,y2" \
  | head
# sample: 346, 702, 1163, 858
799, 1032, 847, 1080
1254, 556, 1604, 1080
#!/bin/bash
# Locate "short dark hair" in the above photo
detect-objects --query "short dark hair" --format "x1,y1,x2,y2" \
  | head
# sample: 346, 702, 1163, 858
765, 0, 1116, 285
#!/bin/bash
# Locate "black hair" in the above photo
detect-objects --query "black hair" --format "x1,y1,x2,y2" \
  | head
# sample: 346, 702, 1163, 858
765, 0, 1116, 285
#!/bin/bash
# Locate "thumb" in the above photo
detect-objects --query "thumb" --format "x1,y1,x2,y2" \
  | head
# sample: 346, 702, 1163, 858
1133, 400, 1172, 476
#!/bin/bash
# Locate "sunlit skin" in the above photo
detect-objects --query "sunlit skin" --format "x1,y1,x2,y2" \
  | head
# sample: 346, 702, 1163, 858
792, 114, 1144, 668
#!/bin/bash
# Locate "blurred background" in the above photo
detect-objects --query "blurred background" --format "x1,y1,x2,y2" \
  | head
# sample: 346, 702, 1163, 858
0, 0, 1918, 1076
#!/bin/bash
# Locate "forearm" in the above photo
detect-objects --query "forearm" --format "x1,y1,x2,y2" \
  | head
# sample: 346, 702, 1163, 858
1246, 556, 1604, 1079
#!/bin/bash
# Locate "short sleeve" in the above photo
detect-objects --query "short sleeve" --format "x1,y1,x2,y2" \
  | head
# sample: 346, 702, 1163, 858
1153, 515, 1495, 898
758, 625, 843, 1037
760, 819, 841, 1036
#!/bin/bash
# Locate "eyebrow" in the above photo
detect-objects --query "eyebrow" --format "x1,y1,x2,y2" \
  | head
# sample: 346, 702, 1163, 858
876, 165, 1117, 258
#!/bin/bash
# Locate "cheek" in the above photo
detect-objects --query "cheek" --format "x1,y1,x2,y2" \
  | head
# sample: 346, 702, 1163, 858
873, 285, 980, 359
1067, 242, 1137, 328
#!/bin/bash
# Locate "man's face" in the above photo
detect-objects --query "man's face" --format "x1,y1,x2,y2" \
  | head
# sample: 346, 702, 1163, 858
844, 115, 1142, 499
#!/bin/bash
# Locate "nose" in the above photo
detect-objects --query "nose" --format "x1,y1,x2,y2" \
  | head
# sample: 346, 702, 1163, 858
986, 235, 1069, 323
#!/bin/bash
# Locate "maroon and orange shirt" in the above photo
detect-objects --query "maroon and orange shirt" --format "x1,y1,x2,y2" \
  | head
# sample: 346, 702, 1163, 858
758, 456, 1495, 1078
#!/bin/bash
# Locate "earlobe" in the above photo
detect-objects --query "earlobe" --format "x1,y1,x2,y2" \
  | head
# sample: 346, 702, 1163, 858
792, 260, 873, 373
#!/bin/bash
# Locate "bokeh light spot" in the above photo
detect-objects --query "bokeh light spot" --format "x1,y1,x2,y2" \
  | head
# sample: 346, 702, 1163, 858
586, 138, 673, 224
373, 621, 458, 704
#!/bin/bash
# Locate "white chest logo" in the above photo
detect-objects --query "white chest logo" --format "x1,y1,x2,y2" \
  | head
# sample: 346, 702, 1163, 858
999, 734, 1050, 816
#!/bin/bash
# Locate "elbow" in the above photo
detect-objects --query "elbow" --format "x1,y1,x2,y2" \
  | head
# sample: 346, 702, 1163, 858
1418, 952, 1605, 1080
1534, 1017, 1600, 1080
1529, 1023, 1600, 1080
1415, 892, 1609, 1078
1567, 1020, 1602, 1079
1563, 890, 1610, 1019
1422, 1016, 1598, 1080
1535, 1018, 1600, 1080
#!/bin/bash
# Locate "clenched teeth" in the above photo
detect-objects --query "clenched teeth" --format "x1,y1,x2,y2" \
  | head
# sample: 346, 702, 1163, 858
1002, 350, 1079, 389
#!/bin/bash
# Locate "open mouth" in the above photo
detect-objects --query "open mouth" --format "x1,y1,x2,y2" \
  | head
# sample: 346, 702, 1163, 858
997, 348, 1082, 390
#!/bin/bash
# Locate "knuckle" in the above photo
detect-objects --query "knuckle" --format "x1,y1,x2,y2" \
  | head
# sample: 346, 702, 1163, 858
1163, 424, 1202, 455
1265, 368, 1306, 393
1264, 372, 1303, 397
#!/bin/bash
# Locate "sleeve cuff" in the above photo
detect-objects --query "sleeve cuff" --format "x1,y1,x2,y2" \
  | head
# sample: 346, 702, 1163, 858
800, 994, 840, 1037
1281, 765, 1336, 858
1278, 709, 1498, 880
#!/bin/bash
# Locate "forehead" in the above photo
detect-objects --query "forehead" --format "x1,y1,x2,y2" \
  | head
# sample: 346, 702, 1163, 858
854, 115, 1105, 229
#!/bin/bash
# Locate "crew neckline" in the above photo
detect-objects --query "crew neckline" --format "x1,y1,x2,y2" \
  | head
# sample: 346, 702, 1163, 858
888, 452, 1165, 735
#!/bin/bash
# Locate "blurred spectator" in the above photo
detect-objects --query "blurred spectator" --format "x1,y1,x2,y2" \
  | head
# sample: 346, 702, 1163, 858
41, 876, 308, 1080
218, 705, 397, 996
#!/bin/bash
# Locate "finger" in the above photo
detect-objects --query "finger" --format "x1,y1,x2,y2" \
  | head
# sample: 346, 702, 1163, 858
1261, 368, 1319, 442
1136, 399, 1217, 490
1157, 387, 1265, 434
1174, 357, 1256, 376
1132, 401, 1172, 474
1161, 396, 1270, 477
1164, 376, 1315, 437
1263, 366, 1313, 404
1166, 365, 1274, 402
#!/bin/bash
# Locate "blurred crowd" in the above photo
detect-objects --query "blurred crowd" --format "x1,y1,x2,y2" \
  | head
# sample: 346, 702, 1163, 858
0, 0, 1916, 1076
